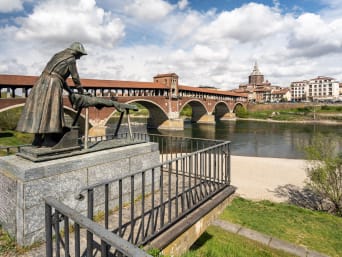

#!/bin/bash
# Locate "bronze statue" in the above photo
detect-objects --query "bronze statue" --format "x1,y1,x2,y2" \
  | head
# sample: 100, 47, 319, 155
17, 42, 138, 148
16, 42, 87, 147
69, 93, 138, 112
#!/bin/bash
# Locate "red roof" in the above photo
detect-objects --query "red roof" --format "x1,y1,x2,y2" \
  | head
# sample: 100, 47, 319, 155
179, 85, 246, 97
0, 74, 168, 89
0, 74, 246, 97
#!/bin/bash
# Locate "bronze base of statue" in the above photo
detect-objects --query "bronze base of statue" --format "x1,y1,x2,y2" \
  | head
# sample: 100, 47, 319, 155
17, 137, 145, 162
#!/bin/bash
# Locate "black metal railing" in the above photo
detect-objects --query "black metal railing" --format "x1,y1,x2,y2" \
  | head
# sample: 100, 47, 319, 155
45, 197, 152, 257
76, 135, 230, 245
44, 134, 231, 256
0, 144, 29, 156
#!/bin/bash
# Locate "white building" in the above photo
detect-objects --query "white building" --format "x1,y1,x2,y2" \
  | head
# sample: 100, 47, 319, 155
308, 76, 339, 101
290, 80, 308, 101
290, 76, 340, 102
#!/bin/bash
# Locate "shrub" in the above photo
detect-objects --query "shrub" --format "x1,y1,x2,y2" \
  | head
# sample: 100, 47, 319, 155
0, 107, 23, 130
235, 105, 248, 118
304, 133, 342, 216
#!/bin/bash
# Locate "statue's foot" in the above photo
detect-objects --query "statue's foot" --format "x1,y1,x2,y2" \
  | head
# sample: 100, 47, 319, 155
41, 134, 58, 147
32, 134, 43, 147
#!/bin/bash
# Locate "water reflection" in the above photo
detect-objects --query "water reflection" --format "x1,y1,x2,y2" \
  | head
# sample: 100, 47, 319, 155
148, 120, 342, 159
107, 117, 341, 159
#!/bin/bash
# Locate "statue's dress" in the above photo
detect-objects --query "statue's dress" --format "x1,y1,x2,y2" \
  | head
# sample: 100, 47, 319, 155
17, 49, 81, 134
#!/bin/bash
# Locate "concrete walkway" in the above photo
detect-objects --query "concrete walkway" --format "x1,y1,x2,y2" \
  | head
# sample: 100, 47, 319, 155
213, 219, 329, 257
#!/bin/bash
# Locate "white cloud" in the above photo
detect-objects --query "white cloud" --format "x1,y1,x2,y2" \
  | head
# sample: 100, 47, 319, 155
124, 0, 174, 22
288, 13, 342, 57
1, 1, 342, 89
195, 3, 291, 44
15, 0, 125, 48
178, 0, 188, 10
0, 0, 23, 13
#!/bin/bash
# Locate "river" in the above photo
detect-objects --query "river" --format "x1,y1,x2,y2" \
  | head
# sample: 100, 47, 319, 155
145, 120, 342, 159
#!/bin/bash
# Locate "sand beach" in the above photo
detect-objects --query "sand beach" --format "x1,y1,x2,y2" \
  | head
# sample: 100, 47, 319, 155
231, 155, 308, 202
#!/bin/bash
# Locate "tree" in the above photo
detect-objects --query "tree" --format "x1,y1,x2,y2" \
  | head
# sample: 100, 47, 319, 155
235, 105, 248, 118
0, 108, 23, 131
304, 133, 342, 216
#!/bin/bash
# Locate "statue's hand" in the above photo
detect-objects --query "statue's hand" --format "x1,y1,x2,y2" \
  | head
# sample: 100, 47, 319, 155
77, 87, 84, 94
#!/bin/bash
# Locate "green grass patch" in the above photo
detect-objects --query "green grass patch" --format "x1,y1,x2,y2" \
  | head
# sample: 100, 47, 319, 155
0, 225, 42, 255
181, 226, 293, 257
0, 130, 33, 146
0, 130, 33, 156
220, 197, 342, 257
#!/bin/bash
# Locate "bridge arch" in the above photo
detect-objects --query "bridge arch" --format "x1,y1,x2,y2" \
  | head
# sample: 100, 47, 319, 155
104, 99, 169, 129
232, 102, 245, 113
180, 99, 208, 123
213, 101, 231, 120
0, 103, 87, 133
0, 103, 25, 113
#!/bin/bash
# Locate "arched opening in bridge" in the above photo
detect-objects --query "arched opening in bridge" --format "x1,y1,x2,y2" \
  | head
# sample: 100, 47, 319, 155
180, 100, 208, 123
104, 100, 169, 132
214, 102, 230, 120
0, 104, 84, 136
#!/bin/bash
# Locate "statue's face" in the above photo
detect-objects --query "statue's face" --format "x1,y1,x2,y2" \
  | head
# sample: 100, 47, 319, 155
75, 53, 83, 60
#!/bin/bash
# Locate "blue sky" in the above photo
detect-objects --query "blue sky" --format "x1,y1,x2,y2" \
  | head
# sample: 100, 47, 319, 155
0, 0, 342, 89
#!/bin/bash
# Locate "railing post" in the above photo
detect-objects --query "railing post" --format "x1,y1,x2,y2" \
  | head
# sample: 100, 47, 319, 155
45, 203, 53, 257
87, 189, 94, 257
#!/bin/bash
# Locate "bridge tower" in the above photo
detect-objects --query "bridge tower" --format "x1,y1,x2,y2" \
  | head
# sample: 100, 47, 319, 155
153, 73, 184, 129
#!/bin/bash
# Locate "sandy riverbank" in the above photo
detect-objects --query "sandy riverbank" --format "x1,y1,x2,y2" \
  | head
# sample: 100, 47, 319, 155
231, 155, 308, 202
236, 117, 342, 125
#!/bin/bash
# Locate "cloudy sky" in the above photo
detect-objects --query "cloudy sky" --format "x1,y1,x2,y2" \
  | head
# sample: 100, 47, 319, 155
0, 0, 342, 90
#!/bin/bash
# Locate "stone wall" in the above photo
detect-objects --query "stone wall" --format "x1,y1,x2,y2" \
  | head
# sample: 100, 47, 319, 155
0, 142, 160, 246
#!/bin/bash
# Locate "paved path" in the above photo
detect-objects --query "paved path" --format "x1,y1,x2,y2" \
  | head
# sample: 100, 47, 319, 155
213, 219, 329, 257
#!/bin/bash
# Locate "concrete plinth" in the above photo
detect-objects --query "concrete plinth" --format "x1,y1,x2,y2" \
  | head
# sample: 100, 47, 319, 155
221, 113, 236, 120
197, 114, 215, 124
0, 142, 160, 246
158, 119, 184, 130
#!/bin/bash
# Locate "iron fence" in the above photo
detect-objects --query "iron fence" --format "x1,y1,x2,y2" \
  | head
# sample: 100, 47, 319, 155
0, 144, 29, 155
45, 197, 152, 257
44, 134, 231, 256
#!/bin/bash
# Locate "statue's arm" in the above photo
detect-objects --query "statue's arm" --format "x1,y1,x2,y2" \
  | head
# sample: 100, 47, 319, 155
67, 58, 83, 93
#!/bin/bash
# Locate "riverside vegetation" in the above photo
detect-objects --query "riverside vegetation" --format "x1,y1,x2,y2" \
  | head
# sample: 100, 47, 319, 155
235, 104, 342, 122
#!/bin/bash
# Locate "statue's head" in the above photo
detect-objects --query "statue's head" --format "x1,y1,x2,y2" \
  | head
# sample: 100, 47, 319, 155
69, 42, 87, 57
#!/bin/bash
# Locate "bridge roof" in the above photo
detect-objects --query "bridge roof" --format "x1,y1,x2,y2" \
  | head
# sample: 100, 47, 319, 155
0, 74, 38, 86
0, 74, 168, 89
0, 74, 247, 97
179, 84, 247, 97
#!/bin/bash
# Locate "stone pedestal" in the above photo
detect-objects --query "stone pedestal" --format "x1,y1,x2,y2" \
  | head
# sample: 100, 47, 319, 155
197, 114, 215, 124
220, 113, 236, 120
0, 142, 159, 246
158, 119, 184, 130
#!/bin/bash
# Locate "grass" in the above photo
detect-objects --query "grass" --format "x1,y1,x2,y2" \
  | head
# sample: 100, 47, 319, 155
220, 197, 342, 257
0, 130, 33, 156
180, 226, 293, 257
0, 225, 42, 256
238, 105, 342, 122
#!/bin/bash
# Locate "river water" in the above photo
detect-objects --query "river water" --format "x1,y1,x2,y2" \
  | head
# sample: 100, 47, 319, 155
146, 120, 342, 159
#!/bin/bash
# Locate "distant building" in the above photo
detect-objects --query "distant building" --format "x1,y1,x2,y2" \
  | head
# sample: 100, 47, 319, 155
290, 80, 308, 102
290, 76, 340, 102
234, 62, 290, 103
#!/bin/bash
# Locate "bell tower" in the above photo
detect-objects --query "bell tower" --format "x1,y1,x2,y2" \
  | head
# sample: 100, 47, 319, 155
248, 62, 264, 85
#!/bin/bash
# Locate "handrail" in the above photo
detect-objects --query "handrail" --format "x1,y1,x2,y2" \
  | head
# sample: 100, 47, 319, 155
45, 196, 152, 257
0, 144, 30, 155
76, 139, 230, 196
